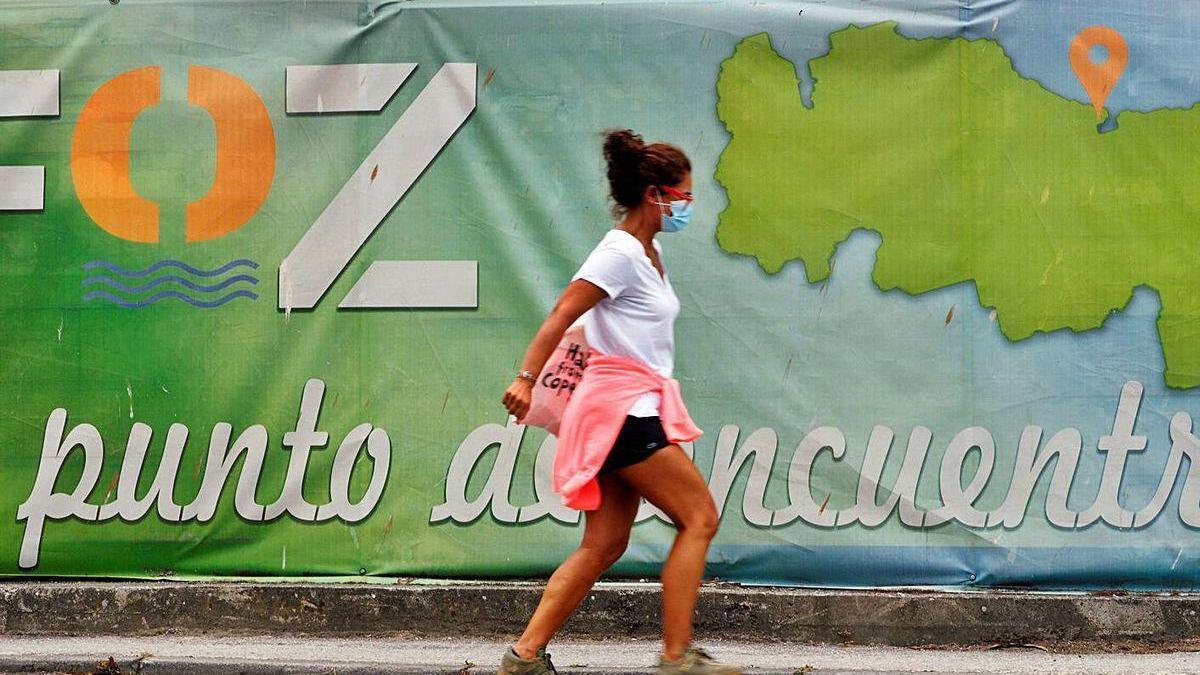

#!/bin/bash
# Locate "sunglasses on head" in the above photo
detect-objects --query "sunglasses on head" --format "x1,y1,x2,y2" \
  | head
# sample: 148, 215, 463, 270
658, 185, 693, 202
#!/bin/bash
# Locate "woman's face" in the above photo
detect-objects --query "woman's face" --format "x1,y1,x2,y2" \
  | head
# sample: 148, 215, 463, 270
672, 172, 693, 196
649, 171, 694, 215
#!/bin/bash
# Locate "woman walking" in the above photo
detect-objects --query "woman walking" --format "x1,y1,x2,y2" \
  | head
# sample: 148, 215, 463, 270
499, 129, 740, 675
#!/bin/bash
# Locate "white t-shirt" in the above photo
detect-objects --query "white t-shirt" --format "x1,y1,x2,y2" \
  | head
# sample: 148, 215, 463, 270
571, 229, 680, 417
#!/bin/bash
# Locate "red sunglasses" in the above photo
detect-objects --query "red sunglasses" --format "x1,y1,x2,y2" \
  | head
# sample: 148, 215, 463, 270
658, 185, 693, 202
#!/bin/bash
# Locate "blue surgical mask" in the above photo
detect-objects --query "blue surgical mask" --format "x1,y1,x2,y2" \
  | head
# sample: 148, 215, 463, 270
659, 198, 692, 233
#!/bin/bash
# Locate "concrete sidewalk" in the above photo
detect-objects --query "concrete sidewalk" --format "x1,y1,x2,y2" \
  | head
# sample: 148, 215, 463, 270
3, 580, 1200, 649
0, 636, 1199, 675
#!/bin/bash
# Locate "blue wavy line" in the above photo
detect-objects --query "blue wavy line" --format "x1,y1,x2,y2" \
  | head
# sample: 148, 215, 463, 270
82, 259, 259, 278
83, 274, 259, 294
83, 289, 258, 309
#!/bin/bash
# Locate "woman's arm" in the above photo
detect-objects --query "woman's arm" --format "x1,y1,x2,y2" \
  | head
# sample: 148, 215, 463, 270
501, 279, 608, 420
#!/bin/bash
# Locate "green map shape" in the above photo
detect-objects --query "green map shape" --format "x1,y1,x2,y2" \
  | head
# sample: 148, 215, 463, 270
715, 22, 1200, 388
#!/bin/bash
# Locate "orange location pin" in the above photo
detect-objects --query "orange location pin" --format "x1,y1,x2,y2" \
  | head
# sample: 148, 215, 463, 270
1069, 25, 1128, 119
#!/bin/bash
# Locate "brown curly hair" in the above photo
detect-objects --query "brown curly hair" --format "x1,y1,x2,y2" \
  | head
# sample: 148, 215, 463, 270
602, 129, 691, 217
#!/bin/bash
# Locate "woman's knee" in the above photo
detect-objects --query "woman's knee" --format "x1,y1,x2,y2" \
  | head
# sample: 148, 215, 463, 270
679, 501, 720, 540
582, 535, 630, 568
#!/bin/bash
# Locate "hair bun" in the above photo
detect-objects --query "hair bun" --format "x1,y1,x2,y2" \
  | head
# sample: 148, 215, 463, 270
603, 129, 645, 169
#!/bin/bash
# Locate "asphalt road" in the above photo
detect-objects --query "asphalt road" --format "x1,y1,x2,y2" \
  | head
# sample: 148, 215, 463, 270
0, 636, 1198, 674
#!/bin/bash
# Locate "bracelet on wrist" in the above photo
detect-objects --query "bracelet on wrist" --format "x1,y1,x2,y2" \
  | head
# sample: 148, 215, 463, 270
516, 370, 536, 383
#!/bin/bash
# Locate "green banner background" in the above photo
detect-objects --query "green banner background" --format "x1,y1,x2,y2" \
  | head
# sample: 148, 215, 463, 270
4, 0, 1200, 588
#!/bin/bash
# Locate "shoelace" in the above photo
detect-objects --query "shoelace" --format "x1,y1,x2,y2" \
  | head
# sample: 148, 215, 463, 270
686, 647, 715, 663
540, 650, 559, 674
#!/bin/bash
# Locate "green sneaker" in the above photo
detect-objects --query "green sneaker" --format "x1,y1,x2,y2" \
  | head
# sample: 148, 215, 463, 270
657, 646, 742, 674
499, 646, 559, 674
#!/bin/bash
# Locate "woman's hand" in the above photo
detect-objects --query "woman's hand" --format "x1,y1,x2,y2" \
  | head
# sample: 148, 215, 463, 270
502, 377, 534, 420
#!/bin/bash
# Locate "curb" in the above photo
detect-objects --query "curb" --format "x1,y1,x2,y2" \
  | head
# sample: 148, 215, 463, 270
1, 581, 1198, 647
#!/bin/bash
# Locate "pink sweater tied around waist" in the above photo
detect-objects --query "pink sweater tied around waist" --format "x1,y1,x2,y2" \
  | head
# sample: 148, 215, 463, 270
552, 351, 703, 510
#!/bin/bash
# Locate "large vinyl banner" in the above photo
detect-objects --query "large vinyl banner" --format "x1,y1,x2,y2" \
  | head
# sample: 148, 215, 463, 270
3, 0, 1200, 588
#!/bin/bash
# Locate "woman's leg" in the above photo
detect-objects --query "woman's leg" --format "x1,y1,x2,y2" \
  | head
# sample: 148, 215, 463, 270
512, 471, 642, 658
616, 445, 720, 661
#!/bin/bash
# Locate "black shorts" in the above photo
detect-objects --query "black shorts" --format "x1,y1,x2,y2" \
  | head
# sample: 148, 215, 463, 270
600, 415, 670, 473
